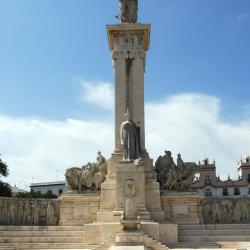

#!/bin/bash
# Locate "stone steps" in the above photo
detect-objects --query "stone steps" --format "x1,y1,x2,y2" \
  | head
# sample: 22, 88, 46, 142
0, 226, 85, 231
174, 224, 250, 249
178, 224, 250, 230
0, 243, 96, 249
0, 236, 84, 244
0, 231, 84, 237
179, 229, 250, 236
171, 241, 250, 249
143, 234, 169, 250
179, 235, 250, 242
0, 226, 90, 250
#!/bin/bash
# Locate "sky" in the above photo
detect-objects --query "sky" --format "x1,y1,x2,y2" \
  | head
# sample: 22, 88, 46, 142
0, 0, 250, 189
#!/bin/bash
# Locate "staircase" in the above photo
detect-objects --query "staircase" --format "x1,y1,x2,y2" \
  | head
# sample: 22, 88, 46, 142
0, 226, 97, 250
143, 234, 169, 250
171, 224, 250, 249
92, 233, 169, 250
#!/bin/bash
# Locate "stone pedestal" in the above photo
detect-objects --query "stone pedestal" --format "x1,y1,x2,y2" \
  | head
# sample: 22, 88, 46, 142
59, 193, 100, 226
114, 160, 150, 220
161, 192, 202, 225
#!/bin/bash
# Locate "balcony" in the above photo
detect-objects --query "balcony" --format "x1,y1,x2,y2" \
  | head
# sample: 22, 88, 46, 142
205, 179, 211, 185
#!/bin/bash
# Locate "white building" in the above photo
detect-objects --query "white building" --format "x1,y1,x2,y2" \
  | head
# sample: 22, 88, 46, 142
29, 181, 66, 196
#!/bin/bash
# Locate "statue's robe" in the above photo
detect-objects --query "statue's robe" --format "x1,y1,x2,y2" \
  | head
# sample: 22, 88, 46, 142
121, 120, 140, 160
119, 0, 138, 23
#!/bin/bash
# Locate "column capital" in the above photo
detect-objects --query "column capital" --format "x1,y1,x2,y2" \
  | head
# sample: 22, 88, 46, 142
112, 50, 129, 60
128, 50, 146, 60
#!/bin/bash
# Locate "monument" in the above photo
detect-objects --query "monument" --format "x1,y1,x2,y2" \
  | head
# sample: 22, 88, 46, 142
60, 1, 178, 248
1, 2, 250, 250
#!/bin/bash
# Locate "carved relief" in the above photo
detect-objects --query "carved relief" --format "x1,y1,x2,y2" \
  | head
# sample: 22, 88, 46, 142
202, 197, 250, 224
124, 179, 136, 219
0, 198, 59, 226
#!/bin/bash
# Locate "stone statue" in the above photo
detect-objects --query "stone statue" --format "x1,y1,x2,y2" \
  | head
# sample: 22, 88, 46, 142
155, 150, 198, 191
117, 0, 138, 23
120, 111, 141, 161
65, 151, 107, 192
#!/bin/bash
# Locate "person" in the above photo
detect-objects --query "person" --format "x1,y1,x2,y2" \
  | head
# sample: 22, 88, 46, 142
120, 111, 140, 160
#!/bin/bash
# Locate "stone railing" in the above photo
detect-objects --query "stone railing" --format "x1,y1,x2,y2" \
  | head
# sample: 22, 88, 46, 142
202, 197, 250, 224
0, 197, 59, 225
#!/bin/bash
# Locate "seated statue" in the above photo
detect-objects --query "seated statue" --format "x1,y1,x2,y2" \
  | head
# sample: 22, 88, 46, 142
65, 151, 107, 192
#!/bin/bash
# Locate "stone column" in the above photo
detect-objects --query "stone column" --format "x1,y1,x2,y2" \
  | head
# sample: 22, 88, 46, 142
130, 50, 146, 151
112, 51, 128, 152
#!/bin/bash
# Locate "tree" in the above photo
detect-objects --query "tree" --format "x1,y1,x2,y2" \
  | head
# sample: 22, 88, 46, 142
0, 158, 9, 177
0, 155, 11, 197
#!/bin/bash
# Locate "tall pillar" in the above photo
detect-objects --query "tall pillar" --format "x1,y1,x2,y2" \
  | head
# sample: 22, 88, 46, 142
107, 24, 150, 154
130, 50, 146, 151
112, 51, 127, 151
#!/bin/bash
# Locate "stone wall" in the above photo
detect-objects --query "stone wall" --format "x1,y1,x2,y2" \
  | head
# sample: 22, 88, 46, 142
0, 197, 59, 225
202, 197, 250, 224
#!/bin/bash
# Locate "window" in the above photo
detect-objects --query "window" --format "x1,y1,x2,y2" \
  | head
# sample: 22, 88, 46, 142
246, 158, 249, 163
205, 189, 212, 196
249, 188, 250, 195
222, 188, 228, 196
205, 175, 211, 184
248, 174, 250, 182
234, 188, 240, 195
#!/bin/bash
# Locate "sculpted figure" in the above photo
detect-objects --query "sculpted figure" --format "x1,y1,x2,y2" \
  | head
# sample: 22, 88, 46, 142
120, 111, 141, 161
233, 200, 242, 223
155, 150, 198, 191
177, 153, 184, 170
202, 202, 212, 224
241, 198, 249, 222
212, 200, 221, 223
65, 151, 107, 192
117, 0, 138, 23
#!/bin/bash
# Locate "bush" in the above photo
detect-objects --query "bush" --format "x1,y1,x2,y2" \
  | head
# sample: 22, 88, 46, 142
0, 181, 12, 197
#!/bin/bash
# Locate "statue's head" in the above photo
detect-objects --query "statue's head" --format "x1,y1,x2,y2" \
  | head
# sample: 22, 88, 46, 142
125, 109, 132, 121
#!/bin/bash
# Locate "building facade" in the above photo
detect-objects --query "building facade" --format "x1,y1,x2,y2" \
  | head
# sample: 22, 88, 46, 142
30, 181, 66, 196
192, 156, 250, 197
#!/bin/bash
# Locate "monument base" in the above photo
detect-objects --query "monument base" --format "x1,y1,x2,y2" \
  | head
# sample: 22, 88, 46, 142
59, 193, 100, 226
161, 191, 202, 224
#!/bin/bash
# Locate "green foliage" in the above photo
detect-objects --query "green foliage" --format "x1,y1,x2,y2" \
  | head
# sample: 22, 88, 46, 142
0, 159, 9, 177
0, 181, 12, 197
17, 190, 57, 199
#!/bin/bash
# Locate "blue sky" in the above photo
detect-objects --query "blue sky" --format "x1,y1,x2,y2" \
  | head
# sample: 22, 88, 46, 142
0, 0, 250, 188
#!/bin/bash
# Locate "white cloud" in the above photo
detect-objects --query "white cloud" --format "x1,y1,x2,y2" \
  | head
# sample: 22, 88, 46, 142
1, 92, 250, 189
81, 81, 114, 110
237, 13, 248, 21
0, 116, 113, 189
